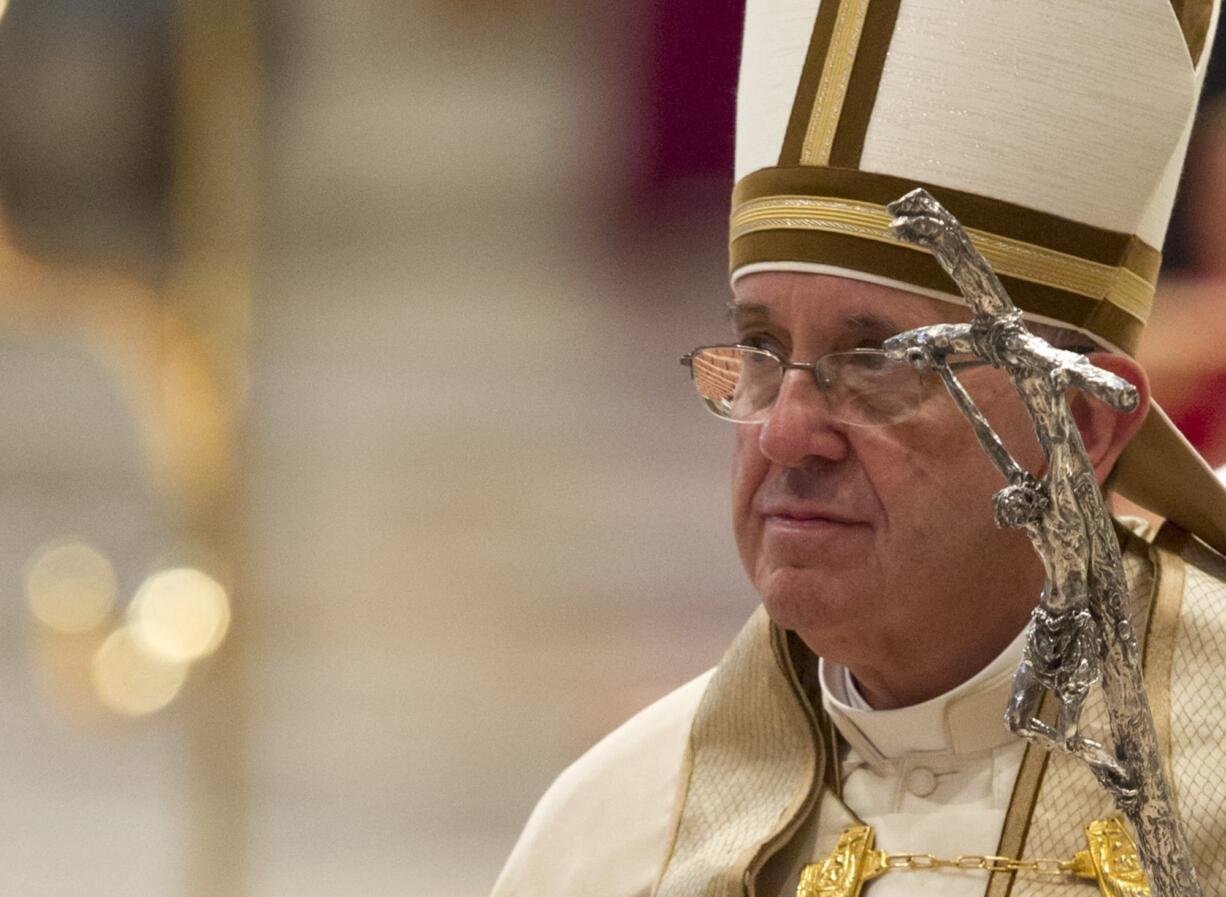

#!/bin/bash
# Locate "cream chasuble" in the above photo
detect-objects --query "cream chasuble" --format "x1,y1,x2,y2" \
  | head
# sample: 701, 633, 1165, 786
490, 523, 1226, 897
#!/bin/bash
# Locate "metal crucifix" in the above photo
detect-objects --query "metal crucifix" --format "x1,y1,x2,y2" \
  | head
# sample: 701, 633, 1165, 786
881, 188, 1201, 897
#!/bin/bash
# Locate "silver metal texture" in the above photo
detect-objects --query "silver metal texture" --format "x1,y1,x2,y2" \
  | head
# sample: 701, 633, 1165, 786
881, 188, 1202, 897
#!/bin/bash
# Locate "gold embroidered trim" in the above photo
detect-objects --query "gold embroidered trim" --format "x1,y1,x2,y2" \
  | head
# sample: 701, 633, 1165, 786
653, 611, 823, 897
730, 195, 1155, 323
986, 692, 1054, 897
798, 818, 1150, 897
1144, 523, 1190, 798
801, 0, 870, 166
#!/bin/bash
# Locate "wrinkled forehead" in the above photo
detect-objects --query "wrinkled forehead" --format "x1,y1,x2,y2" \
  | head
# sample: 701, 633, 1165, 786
729, 270, 969, 345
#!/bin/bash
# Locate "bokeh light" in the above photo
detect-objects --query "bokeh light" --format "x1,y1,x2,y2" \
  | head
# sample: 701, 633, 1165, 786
25, 541, 117, 633
92, 625, 188, 716
129, 567, 230, 663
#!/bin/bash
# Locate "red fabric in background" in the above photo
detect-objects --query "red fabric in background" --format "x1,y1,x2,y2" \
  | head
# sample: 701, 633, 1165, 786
1173, 372, 1226, 468
641, 0, 742, 187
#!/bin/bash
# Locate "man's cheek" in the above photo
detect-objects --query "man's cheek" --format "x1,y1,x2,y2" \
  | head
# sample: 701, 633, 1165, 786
731, 430, 764, 497
733, 424, 760, 458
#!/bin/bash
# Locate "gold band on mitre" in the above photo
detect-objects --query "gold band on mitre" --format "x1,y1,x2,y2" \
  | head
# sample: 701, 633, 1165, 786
730, 166, 1161, 356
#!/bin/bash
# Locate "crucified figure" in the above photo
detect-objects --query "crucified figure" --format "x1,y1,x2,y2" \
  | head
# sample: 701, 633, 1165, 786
881, 188, 1201, 897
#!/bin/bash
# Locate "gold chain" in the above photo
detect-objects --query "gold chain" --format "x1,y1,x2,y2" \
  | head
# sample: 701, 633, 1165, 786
798, 819, 1146, 897
878, 850, 1079, 876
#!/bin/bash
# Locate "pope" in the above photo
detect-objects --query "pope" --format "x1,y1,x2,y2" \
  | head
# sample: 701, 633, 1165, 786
492, 2, 1226, 896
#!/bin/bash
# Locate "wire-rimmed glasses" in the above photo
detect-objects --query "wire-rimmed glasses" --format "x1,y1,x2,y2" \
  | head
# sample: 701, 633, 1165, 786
680, 345, 985, 427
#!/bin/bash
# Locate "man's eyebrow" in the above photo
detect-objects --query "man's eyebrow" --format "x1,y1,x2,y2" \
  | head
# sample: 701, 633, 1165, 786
843, 313, 904, 343
726, 301, 772, 325
725, 304, 902, 341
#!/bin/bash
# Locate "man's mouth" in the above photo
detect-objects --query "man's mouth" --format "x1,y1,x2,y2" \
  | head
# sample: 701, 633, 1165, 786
757, 503, 863, 526
763, 516, 859, 534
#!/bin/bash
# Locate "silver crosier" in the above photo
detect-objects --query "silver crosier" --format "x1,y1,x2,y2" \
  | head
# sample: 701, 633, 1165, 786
881, 188, 1202, 897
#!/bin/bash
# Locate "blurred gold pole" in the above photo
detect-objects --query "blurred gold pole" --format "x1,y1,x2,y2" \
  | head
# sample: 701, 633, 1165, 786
172, 0, 258, 895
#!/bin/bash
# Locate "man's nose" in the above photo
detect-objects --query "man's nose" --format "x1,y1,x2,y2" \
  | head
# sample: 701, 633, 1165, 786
757, 369, 850, 466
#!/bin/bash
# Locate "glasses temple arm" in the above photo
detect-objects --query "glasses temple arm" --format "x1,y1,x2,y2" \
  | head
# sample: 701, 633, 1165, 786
935, 365, 1027, 483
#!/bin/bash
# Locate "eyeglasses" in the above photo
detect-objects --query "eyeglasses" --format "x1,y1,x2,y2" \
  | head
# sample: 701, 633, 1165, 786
679, 345, 988, 427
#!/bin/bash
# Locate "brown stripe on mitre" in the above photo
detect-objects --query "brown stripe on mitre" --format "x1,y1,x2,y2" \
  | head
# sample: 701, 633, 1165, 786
729, 229, 1146, 353
779, 0, 843, 165
827, 0, 901, 169
778, 0, 902, 168
1171, 0, 1215, 65
729, 166, 1161, 355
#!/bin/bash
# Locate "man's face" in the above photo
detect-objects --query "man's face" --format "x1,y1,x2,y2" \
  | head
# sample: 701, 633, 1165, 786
731, 272, 1043, 674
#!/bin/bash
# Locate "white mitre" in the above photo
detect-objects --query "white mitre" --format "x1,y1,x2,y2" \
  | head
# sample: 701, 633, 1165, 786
731, 0, 1226, 553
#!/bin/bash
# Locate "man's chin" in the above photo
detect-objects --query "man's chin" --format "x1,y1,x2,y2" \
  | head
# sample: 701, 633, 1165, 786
756, 566, 865, 636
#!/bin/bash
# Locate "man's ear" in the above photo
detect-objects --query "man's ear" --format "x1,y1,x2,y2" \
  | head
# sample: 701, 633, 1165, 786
1069, 353, 1151, 483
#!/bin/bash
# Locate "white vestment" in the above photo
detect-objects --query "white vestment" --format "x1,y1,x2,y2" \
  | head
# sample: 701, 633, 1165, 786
777, 634, 1028, 897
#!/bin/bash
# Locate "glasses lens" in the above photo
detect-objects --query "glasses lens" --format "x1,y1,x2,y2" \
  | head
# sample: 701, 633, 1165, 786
690, 346, 779, 421
818, 351, 922, 426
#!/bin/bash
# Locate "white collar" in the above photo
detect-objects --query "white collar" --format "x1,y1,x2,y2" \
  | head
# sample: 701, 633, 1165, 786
818, 624, 1028, 761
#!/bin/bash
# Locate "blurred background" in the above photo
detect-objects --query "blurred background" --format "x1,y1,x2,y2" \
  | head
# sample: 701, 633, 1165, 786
0, 2, 1223, 895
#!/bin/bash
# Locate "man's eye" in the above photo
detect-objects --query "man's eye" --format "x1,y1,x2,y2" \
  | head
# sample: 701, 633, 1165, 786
740, 334, 787, 355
